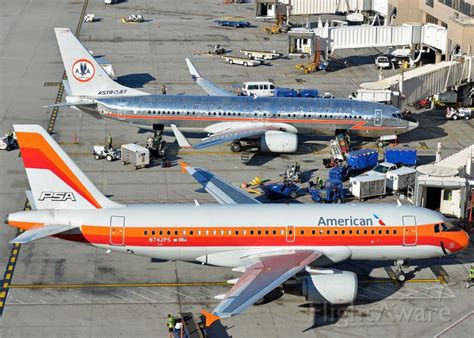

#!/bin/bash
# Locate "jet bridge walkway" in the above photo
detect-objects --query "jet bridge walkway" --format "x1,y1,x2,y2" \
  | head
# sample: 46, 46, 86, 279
360, 56, 474, 106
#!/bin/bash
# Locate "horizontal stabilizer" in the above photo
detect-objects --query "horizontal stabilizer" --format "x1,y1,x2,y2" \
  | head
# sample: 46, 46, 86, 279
25, 190, 37, 210
10, 224, 73, 244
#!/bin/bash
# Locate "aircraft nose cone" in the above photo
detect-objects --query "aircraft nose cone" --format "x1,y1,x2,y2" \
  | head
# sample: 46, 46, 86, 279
4, 214, 9, 225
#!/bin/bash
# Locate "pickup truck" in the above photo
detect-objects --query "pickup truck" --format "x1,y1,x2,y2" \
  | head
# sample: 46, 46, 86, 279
364, 162, 399, 177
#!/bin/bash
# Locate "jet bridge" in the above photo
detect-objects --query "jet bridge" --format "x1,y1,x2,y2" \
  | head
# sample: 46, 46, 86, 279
360, 56, 474, 106
288, 22, 447, 56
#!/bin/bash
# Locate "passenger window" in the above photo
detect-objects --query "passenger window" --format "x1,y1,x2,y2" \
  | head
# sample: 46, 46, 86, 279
182, 230, 186, 235
174, 230, 178, 235
364, 230, 367, 235
386, 230, 389, 235
342, 230, 345, 235
300, 230, 304, 235
280, 229, 284, 235
349, 230, 353, 234
144, 230, 148, 236
258, 230, 262, 235
394, 230, 397, 234
378, 230, 382, 234
327, 230, 330, 235
151, 230, 156, 236
167, 230, 171, 235
228, 230, 232, 235
334, 230, 338, 235
220, 230, 224, 235
312, 230, 316, 235
289, 230, 293, 235
371, 230, 375, 234
356, 230, 360, 235
273, 230, 276, 235
250, 230, 254, 235
235, 230, 239, 235
243, 230, 247, 235
159, 230, 163, 236
190, 230, 194, 235
265, 230, 269, 235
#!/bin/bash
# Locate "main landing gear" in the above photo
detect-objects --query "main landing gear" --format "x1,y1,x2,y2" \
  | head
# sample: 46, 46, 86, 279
394, 259, 408, 282
230, 141, 242, 153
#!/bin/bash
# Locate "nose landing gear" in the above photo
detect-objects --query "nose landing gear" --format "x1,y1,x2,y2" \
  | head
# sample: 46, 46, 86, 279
394, 259, 408, 282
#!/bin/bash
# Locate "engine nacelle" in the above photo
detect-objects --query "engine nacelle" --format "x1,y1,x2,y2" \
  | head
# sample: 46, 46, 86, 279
260, 131, 298, 153
302, 270, 357, 304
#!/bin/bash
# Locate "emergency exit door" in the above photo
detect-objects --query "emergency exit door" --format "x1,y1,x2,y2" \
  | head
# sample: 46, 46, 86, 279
110, 216, 125, 246
402, 215, 417, 246
374, 109, 382, 126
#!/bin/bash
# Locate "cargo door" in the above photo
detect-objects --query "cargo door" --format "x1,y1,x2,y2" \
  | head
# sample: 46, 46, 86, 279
374, 109, 382, 126
286, 225, 295, 243
110, 216, 125, 246
402, 215, 417, 246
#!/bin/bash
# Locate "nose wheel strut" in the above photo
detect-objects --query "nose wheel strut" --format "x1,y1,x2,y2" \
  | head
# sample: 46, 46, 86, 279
394, 259, 408, 282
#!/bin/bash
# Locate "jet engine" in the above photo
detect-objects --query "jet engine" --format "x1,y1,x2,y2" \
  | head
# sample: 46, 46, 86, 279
260, 131, 298, 153
285, 270, 357, 304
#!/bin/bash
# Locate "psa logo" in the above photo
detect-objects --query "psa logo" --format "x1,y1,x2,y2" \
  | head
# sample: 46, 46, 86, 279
39, 192, 76, 202
72, 59, 95, 82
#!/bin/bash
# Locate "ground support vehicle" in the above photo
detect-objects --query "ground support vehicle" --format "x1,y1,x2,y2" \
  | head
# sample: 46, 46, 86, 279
263, 181, 304, 200
93, 145, 121, 162
446, 107, 472, 120
308, 181, 345, 203
0, 134, 17, 151
240, 50, 281, 60
346, 149, 378, 175
385, 148, 417, 166
222, 56, 261, 67
215, 19, 250, 28
386, 167, 416, 195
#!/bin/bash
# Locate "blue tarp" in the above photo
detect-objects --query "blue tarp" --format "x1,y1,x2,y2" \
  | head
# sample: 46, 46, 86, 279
346, 149, 378, 170
385, 148, 417, 166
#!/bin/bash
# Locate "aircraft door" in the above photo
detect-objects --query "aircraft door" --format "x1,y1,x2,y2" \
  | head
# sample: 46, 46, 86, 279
117, 103, 127, 120
110, 216, 125, 246
402, 215, 417, 246
374, 109, 382, 126
286, 225, 295, 243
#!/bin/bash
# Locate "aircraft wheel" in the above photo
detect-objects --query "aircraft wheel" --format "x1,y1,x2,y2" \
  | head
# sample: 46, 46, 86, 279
396, 271, 406, 283
230, 142, 242, 152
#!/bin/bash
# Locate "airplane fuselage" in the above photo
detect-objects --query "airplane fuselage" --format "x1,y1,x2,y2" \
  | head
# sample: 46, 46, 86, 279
8, 204, 468, 267
88, 95, 418, 137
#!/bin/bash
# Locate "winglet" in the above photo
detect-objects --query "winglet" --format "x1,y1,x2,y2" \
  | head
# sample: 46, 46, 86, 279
178, 161, 188, 173
201, 310, 220, 328
185, 58, 201, 81
170, 124, 192, 149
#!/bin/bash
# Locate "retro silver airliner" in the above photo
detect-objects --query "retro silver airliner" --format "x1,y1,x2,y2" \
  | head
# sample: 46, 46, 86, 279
52, 28, 418, 153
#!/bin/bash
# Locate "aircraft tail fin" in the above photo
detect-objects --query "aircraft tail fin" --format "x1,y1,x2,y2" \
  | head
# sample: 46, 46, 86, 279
14, 125, 123, 210
54, 27, 146, 98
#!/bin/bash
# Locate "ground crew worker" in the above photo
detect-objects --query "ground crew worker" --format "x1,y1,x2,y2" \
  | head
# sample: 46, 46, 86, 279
162, 84, 167, 95
106, 133, 113, 149
6, 129, 13, 142
467, 266, 474, 289
167, 314, 175, 338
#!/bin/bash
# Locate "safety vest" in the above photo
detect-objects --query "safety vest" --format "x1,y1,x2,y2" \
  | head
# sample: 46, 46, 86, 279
470, 267, 474, 279
167, 316, 175, 328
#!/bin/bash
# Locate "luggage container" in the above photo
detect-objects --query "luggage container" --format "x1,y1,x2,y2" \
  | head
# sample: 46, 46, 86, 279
349, 175, 386, 201
121, 144, 150, 169
346, 149, 378, 171
385, 148, 417, 166
299, 89, 319, 98
386, 167, 416, 194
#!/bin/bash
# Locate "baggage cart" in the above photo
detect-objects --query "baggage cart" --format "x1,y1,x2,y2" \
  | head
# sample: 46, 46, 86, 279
121, 144, 150, 169
349, 175, 386, 201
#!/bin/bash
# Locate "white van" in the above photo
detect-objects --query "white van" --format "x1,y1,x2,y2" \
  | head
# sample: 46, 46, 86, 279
241, 81, 275, 97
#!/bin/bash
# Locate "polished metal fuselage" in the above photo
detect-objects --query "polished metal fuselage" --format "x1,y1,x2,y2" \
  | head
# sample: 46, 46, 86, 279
90, 94, 413, 137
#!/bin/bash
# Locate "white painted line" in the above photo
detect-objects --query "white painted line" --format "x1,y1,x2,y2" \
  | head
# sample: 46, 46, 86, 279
434, 311, 474, 338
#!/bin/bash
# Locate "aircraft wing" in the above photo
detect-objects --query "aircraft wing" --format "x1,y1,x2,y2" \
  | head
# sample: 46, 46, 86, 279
185, 58, 234, 97
10, 223, 73, 244
180, 162, 260, 204
213, 250, 321, 318
195, 125, 281, 149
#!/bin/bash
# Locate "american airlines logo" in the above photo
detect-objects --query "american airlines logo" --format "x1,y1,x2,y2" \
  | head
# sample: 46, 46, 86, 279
39, 192, 76, 202
317, 216, 374, 226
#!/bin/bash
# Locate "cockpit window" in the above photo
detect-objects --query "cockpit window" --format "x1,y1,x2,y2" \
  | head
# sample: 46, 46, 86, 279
435, 222, 452, 233
434, 224, 440, 233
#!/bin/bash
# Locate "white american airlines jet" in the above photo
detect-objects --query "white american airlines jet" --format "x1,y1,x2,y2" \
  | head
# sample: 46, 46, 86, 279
6, 125, 469, 321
